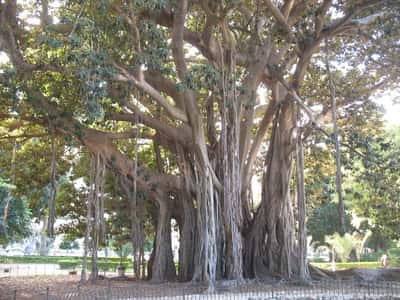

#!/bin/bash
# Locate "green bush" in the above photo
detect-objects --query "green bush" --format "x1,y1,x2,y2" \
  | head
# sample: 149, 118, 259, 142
310, 257, 328, 263
0, 255, 131, 265
361, 248, 400, 265
361, 251, 383, 262
58, 260, 79, 270
312, 261, 381, 270
0, 255, 81, 264
388, 249, 400, 266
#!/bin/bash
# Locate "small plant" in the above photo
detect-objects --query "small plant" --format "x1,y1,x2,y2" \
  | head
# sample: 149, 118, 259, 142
115, 242, 132, 277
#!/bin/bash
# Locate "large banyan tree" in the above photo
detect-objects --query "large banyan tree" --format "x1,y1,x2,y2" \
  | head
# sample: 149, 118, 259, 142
0, 0, 399, 284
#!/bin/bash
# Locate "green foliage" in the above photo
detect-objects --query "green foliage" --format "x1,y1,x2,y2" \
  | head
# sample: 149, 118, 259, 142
325, 231, 371, 262
177, 64, 220, 91
132, 0, 167, 9
0, 176, 31, 245
312, 261, 382, 270
307, 202, 353, 248
59, 239, 79, 251
38, 35, 64, 49
0, 0, 399, 272
58, 260, 79, 270
314, 247, 400, 269
346, 128, 400, 240
0, 255, 130, 265
325, 233, 355, 263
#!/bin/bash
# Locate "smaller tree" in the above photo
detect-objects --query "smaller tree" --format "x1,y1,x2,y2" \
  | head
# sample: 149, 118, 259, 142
325, 231, 371, 263
0, 177, 31, 246
325, 233, 354, 263
308, 202, 353, 248
59, 238, 79, 253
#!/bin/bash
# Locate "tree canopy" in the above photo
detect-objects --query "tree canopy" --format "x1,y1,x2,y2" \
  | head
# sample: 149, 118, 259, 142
0, 0, 399, 284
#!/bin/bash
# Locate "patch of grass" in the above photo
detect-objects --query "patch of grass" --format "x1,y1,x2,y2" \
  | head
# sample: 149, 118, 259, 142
311, 248, 400, 269
58, 260, 80, 270
0, 256, 83, 264
312, 261, 381, 270
0, 255, 131, 267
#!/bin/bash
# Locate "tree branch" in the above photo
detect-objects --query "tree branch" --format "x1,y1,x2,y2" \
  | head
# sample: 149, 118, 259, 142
105, 111, 191, 147
315, 0, 332, 37
112, 63, 188, 123
264, 0, 294, 39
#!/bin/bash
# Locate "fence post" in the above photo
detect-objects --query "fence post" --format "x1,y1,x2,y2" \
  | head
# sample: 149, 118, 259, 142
367, 281, 371, 297
341, 279, 344, 297
46, 286, 49, 300
391, 281, 394, 297
107, 280, 111, 299
13, 289, 17, 300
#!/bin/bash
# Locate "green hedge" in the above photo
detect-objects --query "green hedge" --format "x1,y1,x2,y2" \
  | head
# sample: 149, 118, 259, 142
361, 252, 382, 262
0, 255, 130, 265
0, 256, 76, 264
310, 257, 328, 263
360, 248, 400, 265
58, 260, 80, 270
312, 261, 381, 270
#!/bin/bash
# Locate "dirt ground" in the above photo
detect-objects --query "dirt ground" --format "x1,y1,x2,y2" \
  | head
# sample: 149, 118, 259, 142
1, 270, 400, 300
0, 275, 79, 299
0, 275, 209, 299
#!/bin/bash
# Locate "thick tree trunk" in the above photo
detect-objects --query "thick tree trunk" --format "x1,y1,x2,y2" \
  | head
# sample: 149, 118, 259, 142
150, 200, 176, 282
244, 102, 299, 279
220, 76, 243, 280
192, 167, 217, 287
177, 193, 196, 281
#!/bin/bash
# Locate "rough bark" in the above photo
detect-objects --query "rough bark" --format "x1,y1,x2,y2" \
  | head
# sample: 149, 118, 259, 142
192, 167, 218, 288
150, 200, 176, 282
219, 54, 243, 280
177, 192, 196, 281
244, 101, 299, 279
295, 128, 309, 280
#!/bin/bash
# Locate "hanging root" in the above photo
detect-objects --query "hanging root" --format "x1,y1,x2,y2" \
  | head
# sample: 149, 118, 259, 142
81, 154, 96, 283
2, 139, 17, 235
81, 152, 107, 282
47, 126, 57, 237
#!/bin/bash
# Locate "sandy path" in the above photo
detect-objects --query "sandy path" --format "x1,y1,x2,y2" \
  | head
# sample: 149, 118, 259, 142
1, 274, 400, 300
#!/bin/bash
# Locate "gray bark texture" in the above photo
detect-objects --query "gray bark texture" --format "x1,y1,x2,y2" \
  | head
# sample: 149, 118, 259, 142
244, 102, 300, 279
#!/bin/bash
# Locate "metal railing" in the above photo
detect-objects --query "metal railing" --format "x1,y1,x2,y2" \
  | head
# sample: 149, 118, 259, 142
0, 264, 132, 278
1, 280, 399, 300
